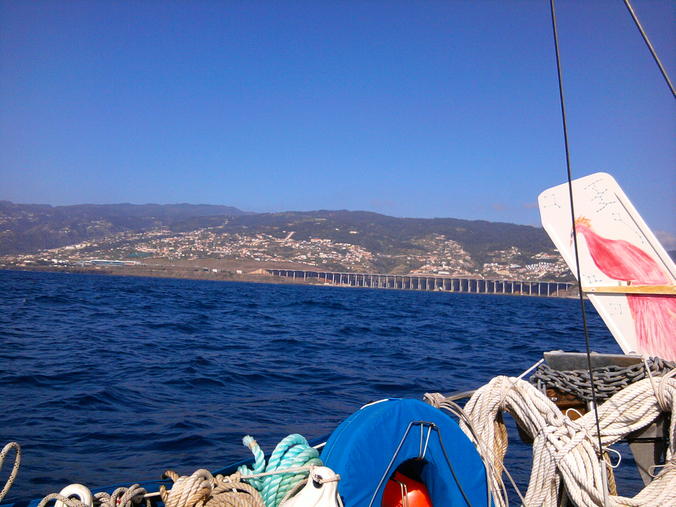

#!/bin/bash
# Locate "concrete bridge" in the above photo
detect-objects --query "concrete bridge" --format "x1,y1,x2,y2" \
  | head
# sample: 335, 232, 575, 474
267, 269, 575, 297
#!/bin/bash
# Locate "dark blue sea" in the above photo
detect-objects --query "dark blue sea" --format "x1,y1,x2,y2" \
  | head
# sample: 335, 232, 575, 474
1, 269, 643, 503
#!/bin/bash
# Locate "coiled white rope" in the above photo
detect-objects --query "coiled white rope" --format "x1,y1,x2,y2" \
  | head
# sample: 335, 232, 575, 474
460, 371, 675, 506
38, 484, 149, 507
96, 484, 149, 507
160, 469, 214, 507
424, 391, 515, 506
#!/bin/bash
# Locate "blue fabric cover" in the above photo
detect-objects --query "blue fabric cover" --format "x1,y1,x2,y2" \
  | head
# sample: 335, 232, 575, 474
320, 399, 488, 506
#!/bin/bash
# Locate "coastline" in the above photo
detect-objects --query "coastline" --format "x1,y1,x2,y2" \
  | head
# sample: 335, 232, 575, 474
0, 262, 302, 286
0, 262, 579, 298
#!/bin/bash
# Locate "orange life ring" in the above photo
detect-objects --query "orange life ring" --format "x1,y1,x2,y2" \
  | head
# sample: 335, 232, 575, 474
382, 472, 433, 507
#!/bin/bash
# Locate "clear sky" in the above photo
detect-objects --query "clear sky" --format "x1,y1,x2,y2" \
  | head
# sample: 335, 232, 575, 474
1, 1, 674, 241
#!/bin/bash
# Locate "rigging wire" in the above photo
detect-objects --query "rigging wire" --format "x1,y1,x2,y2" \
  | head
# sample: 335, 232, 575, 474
547, 0, 608, 504
622, 0, 676, 98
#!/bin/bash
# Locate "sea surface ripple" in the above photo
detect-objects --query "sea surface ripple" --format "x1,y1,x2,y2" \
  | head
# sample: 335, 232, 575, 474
1, 270, 642, 502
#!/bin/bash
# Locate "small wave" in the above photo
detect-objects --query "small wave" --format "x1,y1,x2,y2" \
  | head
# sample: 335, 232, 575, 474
33, 294, 74, 305
150, 434, 212, 451
282, 299, 349, 311
189, 377, 227, 388
193, 355, 214, 366
371, 381, 422, 394
144, 322, 199, 334
166, 377, 227, 389
269, 337, 302, 345
55, 384, 153, 411
30, 475, 74, 486
170, 420, 209, 430
0, 371, 89, 387
192, 300, 218, 310
60, 391, 118, 410
337, 325, 373, 336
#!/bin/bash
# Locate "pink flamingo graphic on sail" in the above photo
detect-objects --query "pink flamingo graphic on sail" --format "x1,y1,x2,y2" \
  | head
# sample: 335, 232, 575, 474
574, 217, 675, 360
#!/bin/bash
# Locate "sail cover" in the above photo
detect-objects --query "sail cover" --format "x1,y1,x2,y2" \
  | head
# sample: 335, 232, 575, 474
320, 398, 489, 506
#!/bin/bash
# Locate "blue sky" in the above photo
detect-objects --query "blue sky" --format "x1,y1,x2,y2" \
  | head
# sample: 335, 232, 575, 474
1, 1, 674, 240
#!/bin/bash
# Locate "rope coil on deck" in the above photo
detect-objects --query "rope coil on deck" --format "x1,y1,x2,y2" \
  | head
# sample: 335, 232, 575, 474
160, 469, 213, 507
430, 371, 676, 506
160, 469, 265, 507
37, 493, 87, 507
29, 433, 320, 507
37, 484, 149, 507
238, 434, 322, 507
96, 485, 149, 507
210, 472, 266, 507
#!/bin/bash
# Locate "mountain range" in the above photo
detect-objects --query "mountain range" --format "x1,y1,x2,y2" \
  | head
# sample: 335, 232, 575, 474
2, 201, 673, 278
0, 201, 549, 263
0, 201, 247, 255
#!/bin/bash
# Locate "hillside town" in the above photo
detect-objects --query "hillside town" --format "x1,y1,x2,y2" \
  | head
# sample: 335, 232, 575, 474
0, 225, 571, 281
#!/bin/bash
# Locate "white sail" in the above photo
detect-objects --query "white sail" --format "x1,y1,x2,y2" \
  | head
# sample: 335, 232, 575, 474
538, 172, 675, 360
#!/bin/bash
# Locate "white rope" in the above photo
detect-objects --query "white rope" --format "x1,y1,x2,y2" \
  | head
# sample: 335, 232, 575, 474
160, 469, 214, 507
424, 392, 517, 506
95, 485, 149, 507
239, 465, 313, 479
460, 372, 676, 506
0, 442, 21, 503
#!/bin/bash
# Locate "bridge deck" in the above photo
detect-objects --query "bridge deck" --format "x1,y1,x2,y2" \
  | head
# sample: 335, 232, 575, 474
267, 269, 575, 297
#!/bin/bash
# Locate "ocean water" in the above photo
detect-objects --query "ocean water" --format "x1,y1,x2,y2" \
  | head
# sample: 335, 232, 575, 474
1, 269, 643, 503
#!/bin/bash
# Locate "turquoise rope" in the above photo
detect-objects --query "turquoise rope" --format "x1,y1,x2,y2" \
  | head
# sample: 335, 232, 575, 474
237, 434, 322, 507
238, 436, 266, 490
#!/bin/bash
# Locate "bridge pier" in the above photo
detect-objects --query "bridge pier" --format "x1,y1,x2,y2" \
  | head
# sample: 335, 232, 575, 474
266, 269, 569, 298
